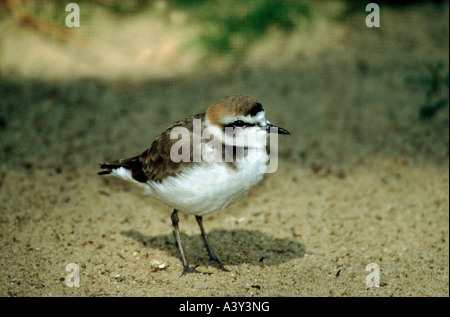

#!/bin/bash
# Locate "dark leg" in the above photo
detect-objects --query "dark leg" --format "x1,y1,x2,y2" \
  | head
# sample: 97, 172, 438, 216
195, 215, 229, 272
171, 209, 200, 275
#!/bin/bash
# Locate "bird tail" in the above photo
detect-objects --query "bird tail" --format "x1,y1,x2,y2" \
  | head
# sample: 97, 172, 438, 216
98, 155, 147, 183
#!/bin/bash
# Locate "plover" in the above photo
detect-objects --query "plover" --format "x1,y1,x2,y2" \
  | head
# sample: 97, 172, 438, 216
99, 94, 290, 275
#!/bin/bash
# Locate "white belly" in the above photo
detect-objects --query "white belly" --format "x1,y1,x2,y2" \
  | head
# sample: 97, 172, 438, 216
148, 161, 265, 215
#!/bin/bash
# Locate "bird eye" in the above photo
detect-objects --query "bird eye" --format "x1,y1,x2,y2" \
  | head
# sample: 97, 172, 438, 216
224, 120, 248, 129
223, 120, 257, 131
232, 120, 247, 128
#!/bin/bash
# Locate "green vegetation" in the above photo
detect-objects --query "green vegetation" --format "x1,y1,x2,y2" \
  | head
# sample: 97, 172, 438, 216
167, 0, 310, 55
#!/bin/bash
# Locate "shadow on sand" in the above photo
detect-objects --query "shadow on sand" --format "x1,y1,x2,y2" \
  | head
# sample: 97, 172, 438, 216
121, 228, 306, 268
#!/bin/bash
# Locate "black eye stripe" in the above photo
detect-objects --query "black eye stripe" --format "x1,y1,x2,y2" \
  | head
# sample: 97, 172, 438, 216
223, 120, 256, 129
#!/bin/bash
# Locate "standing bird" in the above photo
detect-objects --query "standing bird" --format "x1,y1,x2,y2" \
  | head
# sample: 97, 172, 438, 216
99, 94, 290, 275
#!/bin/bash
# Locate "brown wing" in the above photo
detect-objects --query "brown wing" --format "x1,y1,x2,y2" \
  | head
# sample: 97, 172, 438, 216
99, 113, 204, 183
139, 113, 204, 182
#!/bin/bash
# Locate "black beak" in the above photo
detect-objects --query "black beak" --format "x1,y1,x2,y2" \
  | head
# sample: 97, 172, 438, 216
266, 122, 290, 135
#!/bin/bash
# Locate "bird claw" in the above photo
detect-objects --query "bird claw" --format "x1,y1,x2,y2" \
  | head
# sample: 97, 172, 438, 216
181, 265, 202, 276
209, 259, 230, 272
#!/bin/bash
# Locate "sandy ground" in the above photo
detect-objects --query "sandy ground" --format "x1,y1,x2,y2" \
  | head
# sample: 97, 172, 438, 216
0, 2, 449, 297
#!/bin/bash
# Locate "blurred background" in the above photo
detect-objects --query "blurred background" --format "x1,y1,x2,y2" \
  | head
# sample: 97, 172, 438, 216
0, 0, 448, 296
